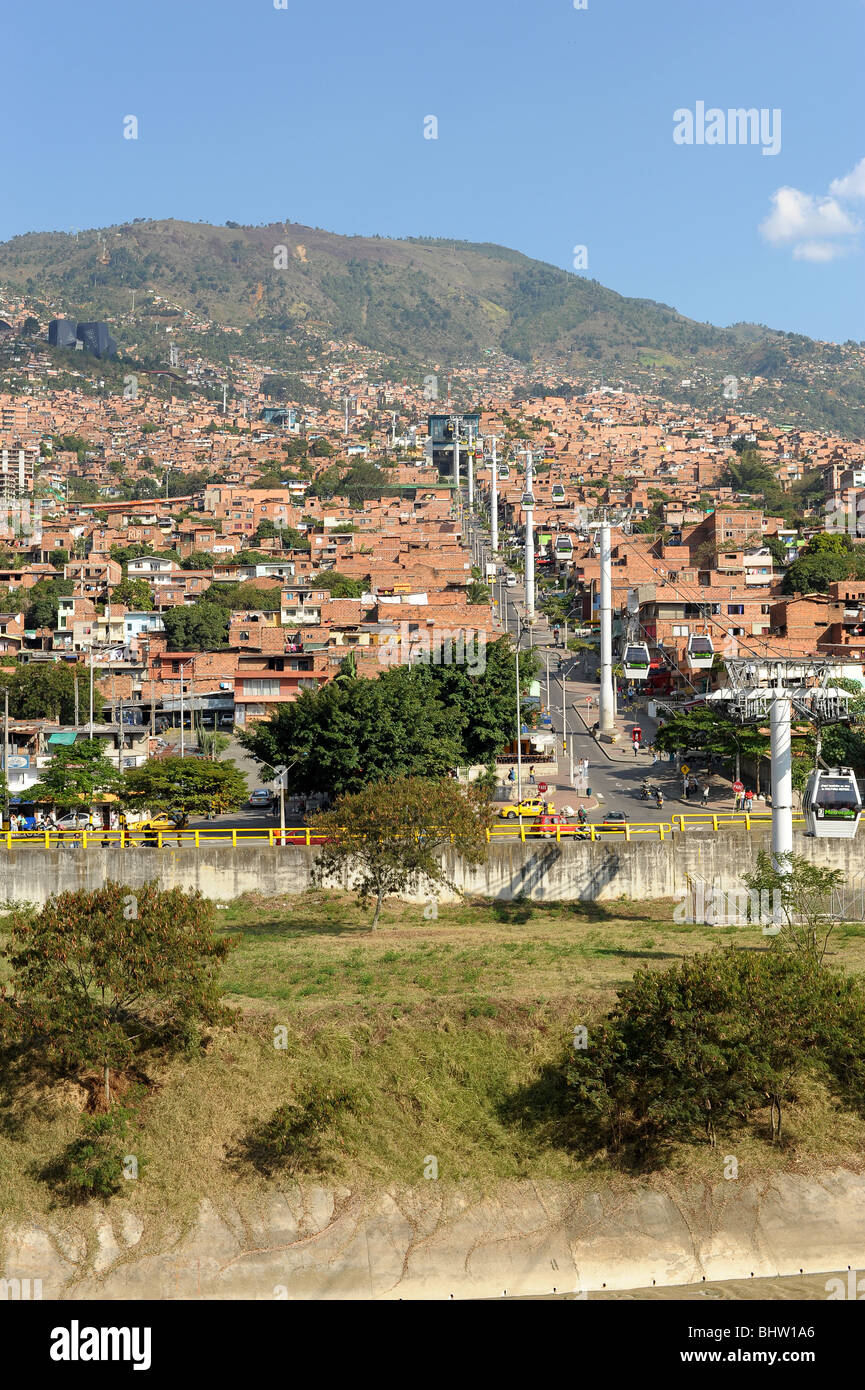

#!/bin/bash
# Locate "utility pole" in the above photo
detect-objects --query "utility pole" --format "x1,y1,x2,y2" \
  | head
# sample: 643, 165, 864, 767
74, 674, 79, 730
3, 688, 9, 829
561, 670, 568, 768
545, 652, 550, 710
89, 648, 94, 738
599, 522, 615, 735
180, 662, 187, 759
770, 689, 793, 873
515, 645, 523, 802
490, 436, 498, 555
524, 450, 535, 621
467, 425, 475, 510
452, 416, 461, 491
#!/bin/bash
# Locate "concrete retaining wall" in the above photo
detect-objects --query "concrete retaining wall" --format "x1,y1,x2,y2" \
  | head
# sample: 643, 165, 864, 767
3, 1171, 864, 1300
0, 826, 861, 906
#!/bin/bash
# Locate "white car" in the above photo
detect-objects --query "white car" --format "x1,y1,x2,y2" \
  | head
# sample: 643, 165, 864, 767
248, 788, 273, 808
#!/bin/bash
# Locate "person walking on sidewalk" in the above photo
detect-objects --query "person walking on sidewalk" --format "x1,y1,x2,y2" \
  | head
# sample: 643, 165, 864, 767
701, 784, 710, 807
529, 764, 536, 785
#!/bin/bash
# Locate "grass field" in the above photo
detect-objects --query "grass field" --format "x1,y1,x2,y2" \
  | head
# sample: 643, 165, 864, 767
3, 890, 865, 1239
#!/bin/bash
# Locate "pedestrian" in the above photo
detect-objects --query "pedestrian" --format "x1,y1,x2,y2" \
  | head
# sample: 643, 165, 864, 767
683, 781, 690, 801
529, 764, 536, 784
508, 766, 516, 784
744, 789, 754, 812
701, 785, 709, 807
9, 812, 18, 834
733, 792, 741, 813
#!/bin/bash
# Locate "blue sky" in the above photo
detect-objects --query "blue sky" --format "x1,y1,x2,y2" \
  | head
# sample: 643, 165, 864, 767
3, 0, 862, 343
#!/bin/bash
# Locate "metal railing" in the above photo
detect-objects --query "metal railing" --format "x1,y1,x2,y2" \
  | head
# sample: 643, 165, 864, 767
0, 813, 807, 851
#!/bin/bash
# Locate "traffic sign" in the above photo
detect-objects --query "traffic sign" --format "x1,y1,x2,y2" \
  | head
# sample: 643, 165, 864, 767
681, 764, 689, 776
538, 781, 548, 794
732, 780, 744, 793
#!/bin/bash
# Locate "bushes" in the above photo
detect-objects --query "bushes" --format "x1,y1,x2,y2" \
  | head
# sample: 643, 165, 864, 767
39, 1107, 141, 1204
233, 1081, 361, 1177
567, 949, 865, 1159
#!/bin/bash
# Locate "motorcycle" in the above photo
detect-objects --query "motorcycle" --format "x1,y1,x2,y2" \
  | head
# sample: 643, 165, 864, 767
640, 783, 653, 801
655, 791, 665, 809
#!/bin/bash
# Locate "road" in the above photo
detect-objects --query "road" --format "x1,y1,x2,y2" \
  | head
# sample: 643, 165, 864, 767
468, 510, 716, 834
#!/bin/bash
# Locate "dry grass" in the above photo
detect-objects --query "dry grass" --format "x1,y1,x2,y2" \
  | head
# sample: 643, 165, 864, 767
2, 890, 865, 1235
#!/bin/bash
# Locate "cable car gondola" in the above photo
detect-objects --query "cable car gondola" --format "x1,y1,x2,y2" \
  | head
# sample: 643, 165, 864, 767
622, 643, 651, 681
804, 767, 862, 839
687, 634, 714, 670
498, 463, 510, 479
551, 483, 566, 503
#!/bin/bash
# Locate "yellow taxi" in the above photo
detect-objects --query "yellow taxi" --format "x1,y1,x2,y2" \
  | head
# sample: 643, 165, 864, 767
132, 814, 181, 833
498, 797, 548, 820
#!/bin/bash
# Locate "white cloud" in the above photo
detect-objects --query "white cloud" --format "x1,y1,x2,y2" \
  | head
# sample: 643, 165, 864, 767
792, 240, 848, 262
759, 187, 858, 245
829, 156, 865, 201
759, 164, 863, 262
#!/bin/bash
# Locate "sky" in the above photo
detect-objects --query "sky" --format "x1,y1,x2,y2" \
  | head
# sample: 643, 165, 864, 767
2, 0, 863, 343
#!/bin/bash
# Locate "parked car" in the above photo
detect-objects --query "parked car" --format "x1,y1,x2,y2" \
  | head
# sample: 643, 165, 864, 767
249, 788, 273, 808
55, 809, 92, 830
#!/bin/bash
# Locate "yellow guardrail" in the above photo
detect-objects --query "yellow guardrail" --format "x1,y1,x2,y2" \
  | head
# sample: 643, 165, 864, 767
0, 827, 320, 850
671, 812, 806, 833
0, 813, 804, 851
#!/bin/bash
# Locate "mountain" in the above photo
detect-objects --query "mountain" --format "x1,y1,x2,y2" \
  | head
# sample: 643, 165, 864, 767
1, 218, 863, 435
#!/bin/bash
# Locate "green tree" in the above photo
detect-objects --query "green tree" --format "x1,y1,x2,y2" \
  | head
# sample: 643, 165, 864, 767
121, 755, 248, 826
21, 578, 74, 630
311, 572, 365, 598
0, 662, 103, 724
655, 706, 769, 783
28, 737, 122, 809
110, 578, 153, 611
241, 638, 535, 796
567, 949, 863, 1155
311, 776, 492, 929
0, 881, 235, 1104
161, 602, 229, 650
743, 850, 848, 966
241, 665, 463, 798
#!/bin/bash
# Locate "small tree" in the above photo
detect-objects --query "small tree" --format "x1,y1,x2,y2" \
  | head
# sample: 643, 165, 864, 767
310, 776, 492, 930
28, 737, 123, 809
121, 756, 247, 826
0, 881, 236, 1104
743, 850, 847, 965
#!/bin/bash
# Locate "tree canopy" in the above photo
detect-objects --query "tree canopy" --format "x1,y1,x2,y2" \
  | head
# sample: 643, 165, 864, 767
121, 756, 248, 825
240, 637, 537, 797
311, 776, 492, 928
28, 737, 122, 808
0, 881, 235, 1105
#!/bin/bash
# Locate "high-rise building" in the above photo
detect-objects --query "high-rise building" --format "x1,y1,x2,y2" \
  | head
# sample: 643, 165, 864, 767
48, 318, 78, 348
76, 322, 118, 358
0, 447, 34, 501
